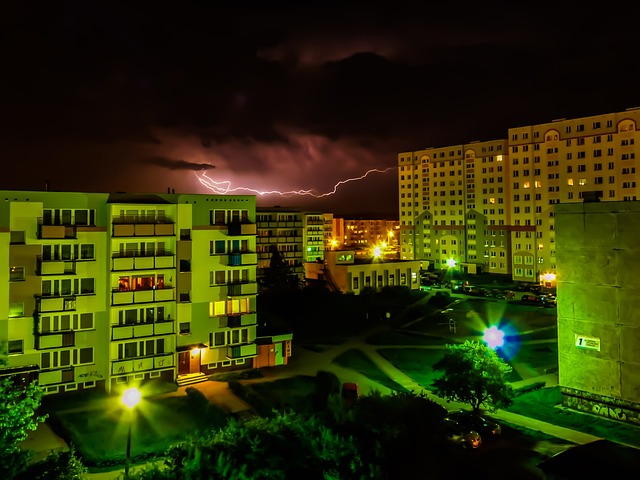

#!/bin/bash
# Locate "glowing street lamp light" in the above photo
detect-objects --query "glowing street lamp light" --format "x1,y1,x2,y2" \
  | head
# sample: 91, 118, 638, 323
373, 246, 382, 258
122, 387, 142, 478
483, 326, 505, 349
446, 258, 457, 269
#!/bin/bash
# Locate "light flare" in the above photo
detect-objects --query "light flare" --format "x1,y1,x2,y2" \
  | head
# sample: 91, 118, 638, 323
196, 167, 395, 197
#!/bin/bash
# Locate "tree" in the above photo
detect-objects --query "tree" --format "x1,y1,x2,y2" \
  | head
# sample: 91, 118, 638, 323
262, 245, 298, 293
431, 340, 514, 413
0, 378, 48, 479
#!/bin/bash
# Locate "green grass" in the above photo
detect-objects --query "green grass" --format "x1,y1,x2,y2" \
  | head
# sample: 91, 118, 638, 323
236, 375, 325, 415
375, 348, 445, 389
366, 330, 446, 346
52, 394, 228, 467
507, 386, 640, 447
332, 348, 410, 392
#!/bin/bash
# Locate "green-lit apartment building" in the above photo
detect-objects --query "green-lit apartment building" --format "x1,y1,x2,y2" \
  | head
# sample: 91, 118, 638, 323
398, 107, 640, 286
0, 190, 291, 395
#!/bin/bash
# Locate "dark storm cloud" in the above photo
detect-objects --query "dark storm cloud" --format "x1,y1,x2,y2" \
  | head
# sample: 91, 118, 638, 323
141, 156, 215, 171
2, 2, 640, 214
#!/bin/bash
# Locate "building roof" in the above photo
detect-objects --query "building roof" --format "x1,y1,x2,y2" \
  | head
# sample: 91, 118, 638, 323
537, 439, 640, 479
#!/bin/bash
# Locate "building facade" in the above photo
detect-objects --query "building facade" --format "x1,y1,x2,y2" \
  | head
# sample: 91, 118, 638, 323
343, 218, 399, 250
0, 191, 291, 395
555, 201, 640, 425
399, 108, 640, 284
305, 250, 421, 295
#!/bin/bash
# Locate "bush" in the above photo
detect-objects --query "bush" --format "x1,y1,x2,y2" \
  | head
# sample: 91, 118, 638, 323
17, 447, 87, 480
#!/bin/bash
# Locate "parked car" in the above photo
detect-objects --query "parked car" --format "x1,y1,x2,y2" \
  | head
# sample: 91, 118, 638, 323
441, 418, 482, 449
520, 294, 543, 305
540, 294, 557, 307
444, 409, 502, 440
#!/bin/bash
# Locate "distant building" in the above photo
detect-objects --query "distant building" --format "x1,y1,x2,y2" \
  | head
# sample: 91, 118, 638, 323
399, 107, 640, 285
343, 218, 399, 249
256, 207, 326, 286
323, 213, 345, 251
305, 250, 421, 294
555, 200, 640, 425
0, 190, 291, 395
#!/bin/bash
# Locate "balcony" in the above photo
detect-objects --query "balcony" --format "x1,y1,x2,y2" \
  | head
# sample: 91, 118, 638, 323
227, 343, 258, 359
111, 352, 174, 376
111, 217, 175, 237
228, 222, 256, 236
111, 320, 174, 340
36, 257, 76, 275
37, 220, 77, 239
37, 331, 75, 349
226, 312, 257, 328
227, 282, 258, 297
36, 295, 77, 313
111, 287, 175, 305
227, 252, 258, 266
111, 252, 175, 271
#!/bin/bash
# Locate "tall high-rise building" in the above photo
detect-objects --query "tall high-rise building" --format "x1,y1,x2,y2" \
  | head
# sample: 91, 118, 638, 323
1, 191, 291, 395
398, 107, 640, 284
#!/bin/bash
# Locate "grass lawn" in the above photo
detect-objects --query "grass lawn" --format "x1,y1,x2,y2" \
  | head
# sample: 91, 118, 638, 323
51, 394, 228, 467
236, 375, 327, 415
365, 329, 447, 346
506, 387, 640, 448
332, 348, 410, 392
375, 347, 445, 389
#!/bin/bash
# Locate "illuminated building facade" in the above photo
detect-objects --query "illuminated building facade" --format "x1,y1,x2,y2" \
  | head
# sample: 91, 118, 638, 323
304, 250, 421, 295
399, 108, 640, 284
343, 218, 399, 250
0, 190, 291, 395
555, 201, 640, 424
324, 214, 345, 251
256, 207, 305, 284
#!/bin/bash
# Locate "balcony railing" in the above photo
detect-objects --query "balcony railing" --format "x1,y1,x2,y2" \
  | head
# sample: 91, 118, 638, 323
226, 312, 257, 328
111, 287, 175, 305
227, 282, 258, 297
228, 222, 257, 236
111, 320, 175, 340
36, 295, 77, 313
112, 222, 175, 237
227, 252, 258, 266
36, 257, 77, 276
111, 352, 174, 376
37, 221, 77, 239
227, 343, 258, 359
111, 253, 175, 271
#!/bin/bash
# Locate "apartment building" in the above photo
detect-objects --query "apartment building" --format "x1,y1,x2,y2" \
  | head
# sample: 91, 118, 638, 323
324, 214, 345, 251
305, 250, 421, 295
343, 219, 399, 249
256, 207, 305, 284
555, 201, 640, 424
304, 212, 325, 263
398, 107, 640, 284
0, 190, 291, 395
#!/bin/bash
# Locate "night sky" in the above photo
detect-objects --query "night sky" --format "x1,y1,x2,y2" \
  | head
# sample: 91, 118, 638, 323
2, 2, 640, 217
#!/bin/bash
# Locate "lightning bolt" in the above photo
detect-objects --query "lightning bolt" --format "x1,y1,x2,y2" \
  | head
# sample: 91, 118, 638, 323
196, 167, 396, 197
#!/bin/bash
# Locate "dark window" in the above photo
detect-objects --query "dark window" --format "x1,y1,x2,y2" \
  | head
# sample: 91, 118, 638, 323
179, 322, 191, 334
124, 343, 137, 358
8, 340, 23, 354
179, 260, 191, 272
80, 244, 94, 259
80, 313, 93, 329
75, 210, 88, 225
125, 310, 137, 325
79, 347, 93, 363
214, 332, 225, 346
80, 278, 94, 294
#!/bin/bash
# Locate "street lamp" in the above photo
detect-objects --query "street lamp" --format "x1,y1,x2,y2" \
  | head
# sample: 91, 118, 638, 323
121, 387, 142, 478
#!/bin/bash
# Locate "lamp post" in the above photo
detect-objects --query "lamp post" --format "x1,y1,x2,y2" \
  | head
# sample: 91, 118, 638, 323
121, 387, 142, 478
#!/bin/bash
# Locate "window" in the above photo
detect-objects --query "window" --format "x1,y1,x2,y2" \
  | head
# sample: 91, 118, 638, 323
8, 340, 23, 354
80, 244, 94, 259
179, 322, 191, 335
10, 231, 25, 244
124, 342, 137, 358
80, 313, 93, 329
214, 332, 225, 346
179, 260, 191, 272
80, 278, 94, 294
215, 271, 226, 285
9, 267, 25, 282
79, 347, 93, 364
